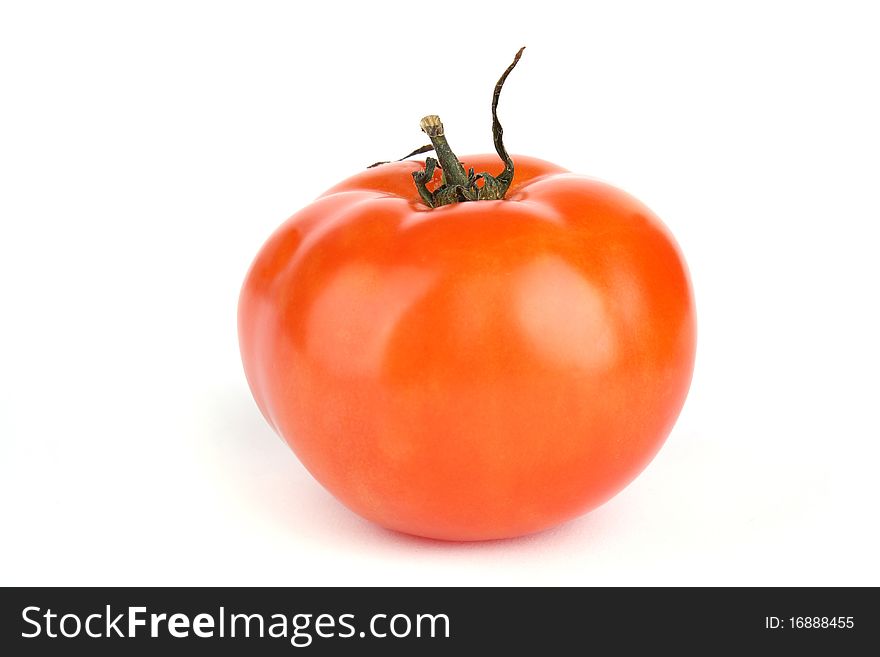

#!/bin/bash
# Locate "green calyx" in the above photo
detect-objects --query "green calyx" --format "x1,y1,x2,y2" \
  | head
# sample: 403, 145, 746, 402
368, 48, 526, 208
412, 47, 525, 208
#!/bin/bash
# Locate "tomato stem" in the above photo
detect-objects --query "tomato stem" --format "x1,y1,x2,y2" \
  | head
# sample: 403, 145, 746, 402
411, 47, 525, 208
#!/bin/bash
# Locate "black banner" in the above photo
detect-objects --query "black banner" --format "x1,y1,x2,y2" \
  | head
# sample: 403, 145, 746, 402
0, 587, 873, 654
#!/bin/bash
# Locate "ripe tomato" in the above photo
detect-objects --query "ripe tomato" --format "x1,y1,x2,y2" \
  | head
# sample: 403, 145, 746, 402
238, 153, 696, 541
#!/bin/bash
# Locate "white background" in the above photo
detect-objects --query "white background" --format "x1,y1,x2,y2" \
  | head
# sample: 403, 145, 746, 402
2, 1, 878, 586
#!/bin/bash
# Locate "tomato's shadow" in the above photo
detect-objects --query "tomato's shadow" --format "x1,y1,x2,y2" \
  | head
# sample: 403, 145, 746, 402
206, 387, 368, 542
208, 386, 603, 555
372, 519, 591, 552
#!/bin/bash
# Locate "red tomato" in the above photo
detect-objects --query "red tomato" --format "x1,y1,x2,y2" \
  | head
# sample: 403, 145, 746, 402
238, 154, 695, 541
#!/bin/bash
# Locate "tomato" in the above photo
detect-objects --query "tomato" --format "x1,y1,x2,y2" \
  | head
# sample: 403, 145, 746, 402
238, 153, 696, 541
239, 49, 695, 540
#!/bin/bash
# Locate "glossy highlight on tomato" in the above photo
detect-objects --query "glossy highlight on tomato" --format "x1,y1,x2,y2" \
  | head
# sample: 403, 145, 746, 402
238, 154, 696, 541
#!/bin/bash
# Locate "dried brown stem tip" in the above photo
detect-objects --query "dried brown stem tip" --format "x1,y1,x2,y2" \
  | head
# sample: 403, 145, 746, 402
419, 115, 445, 138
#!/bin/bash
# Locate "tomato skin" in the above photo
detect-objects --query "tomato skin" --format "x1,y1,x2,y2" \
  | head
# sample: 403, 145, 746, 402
239, 154, 696, 541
